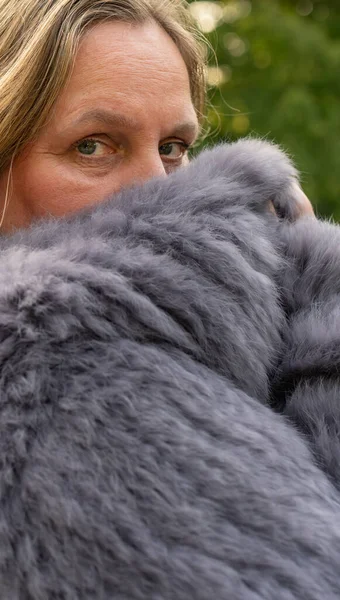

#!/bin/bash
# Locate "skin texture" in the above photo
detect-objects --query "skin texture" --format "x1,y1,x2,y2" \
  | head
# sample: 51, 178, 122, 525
0, 20, 199, 232
268, 181, 314, 220
289, 181, 314, 218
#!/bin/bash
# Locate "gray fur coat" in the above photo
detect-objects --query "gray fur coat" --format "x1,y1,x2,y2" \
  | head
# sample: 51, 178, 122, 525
1, 139, 340, 599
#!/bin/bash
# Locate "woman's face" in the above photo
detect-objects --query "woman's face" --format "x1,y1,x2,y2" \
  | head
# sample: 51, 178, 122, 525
0, 20, 199, 232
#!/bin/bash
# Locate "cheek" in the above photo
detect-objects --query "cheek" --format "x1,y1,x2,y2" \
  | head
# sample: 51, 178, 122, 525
12, 155, 118, 219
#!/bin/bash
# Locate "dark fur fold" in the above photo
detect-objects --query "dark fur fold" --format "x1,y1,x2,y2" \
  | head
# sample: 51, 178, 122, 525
1, 139, 340, 599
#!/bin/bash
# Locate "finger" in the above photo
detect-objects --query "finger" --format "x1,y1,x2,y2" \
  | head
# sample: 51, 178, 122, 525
289, 181, 315, 219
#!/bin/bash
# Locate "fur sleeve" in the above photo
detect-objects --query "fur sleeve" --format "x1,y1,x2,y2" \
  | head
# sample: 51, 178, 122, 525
2, 140, 340, 599
272, 216, 340, 488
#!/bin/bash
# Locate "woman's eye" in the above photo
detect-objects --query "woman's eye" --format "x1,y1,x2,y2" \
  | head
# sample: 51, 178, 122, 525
159, 141, 189, 161
75, 138, 115, 158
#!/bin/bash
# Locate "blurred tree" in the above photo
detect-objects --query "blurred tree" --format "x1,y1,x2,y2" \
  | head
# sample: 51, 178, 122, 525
189, 0, 340, 219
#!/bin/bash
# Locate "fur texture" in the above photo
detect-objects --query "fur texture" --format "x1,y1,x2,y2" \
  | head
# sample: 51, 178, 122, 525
272, 216, 340, 489
1, 140, 340, 599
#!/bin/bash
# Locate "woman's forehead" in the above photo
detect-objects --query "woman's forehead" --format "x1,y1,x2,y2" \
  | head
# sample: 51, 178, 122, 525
53, 19, 197, 131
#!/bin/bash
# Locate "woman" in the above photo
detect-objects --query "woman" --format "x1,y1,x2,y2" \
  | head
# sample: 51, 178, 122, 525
0, 0, 204, 230
0, 0, 312, 229
0, 1, 339, 599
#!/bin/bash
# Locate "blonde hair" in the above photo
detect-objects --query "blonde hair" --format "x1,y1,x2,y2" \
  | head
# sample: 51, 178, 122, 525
0, 0, 207, 175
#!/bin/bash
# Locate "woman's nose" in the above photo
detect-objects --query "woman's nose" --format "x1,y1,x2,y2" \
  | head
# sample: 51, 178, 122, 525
129, 152, 167, 184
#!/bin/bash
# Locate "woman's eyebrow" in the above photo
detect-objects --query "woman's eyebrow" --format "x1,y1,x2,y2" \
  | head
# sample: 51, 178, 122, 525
71, 109, 140, 131
68, 108, 199, 138
171, 121, 199, 140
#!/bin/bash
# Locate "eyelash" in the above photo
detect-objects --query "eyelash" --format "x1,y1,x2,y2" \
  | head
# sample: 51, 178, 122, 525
72, 137, 117, 162
72, 137, 191, 164
159, 141, 190, 161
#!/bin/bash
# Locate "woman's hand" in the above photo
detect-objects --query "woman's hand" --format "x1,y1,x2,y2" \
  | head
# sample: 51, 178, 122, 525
288, 181, 315, 218
269, 181, 315, 220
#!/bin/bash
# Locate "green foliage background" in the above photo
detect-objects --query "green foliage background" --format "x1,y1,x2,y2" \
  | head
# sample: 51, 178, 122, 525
189, 0, 340, 219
